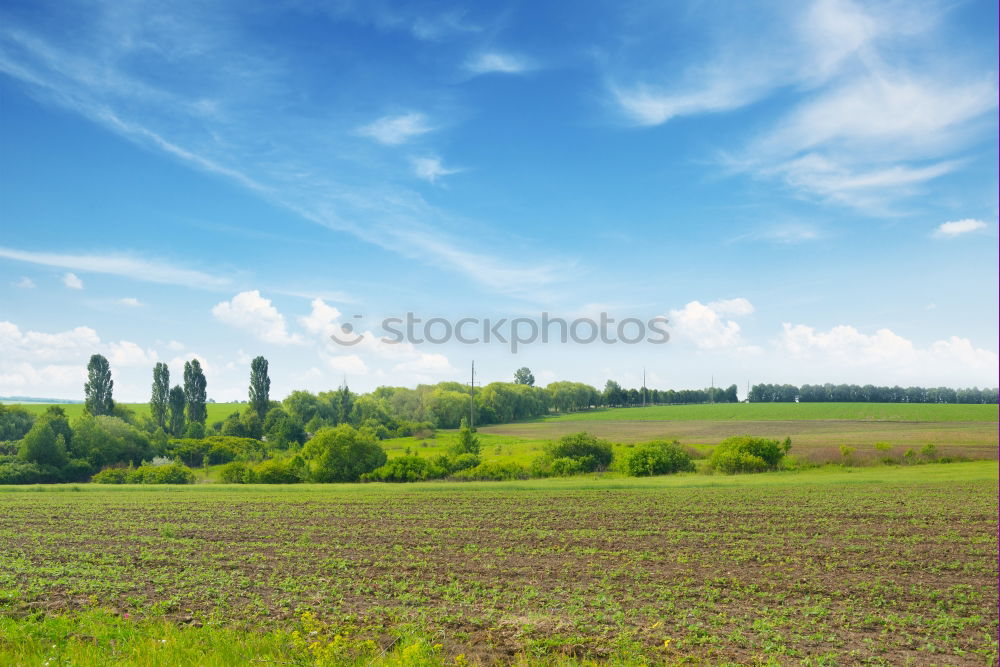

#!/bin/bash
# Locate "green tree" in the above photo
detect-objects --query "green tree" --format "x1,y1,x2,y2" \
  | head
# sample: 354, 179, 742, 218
84, 354, 114, 416
513, 367, 535, 386
249, 356, 271, 420
183, 359, 208, 425
168, 385, 186, 436
150, 362, 170, 429
19, 422, 68, 468
450, 417, 481, 456
302, 424, 386, 482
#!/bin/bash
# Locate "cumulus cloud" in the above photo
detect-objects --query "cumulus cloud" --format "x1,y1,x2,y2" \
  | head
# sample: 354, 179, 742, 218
299, 298, 342, 336
933, 218, 987, 238
778, 323, 997, 380
356, 112, 433, 145
63, 272, 83, 289
323, 353, 368, 375
211, 290, 304, 345
668, 298, 757, 351
0, 320, 160, 396
108, 340, 158, 366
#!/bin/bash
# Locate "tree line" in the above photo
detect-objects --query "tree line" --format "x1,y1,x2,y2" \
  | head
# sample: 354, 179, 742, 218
749, 383, 998, 404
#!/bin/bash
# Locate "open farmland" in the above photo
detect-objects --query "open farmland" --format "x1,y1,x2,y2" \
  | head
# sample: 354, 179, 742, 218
477, 403, 1000, 464
0, 463, 996, 665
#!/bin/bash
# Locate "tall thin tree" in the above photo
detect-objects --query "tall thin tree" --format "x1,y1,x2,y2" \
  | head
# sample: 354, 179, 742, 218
249, 356, 271, 420
168, 385, 186, 436
150, 362, 170, 429
183, 359, 208, 425
84, 354, 114, 416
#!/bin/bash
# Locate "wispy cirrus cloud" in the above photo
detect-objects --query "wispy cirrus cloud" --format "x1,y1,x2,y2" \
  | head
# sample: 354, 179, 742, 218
0, 3, 567, 300
356, 112, 434, 145
0, 246, 232, 289
609, 0, 997, 213
464, 51, 533, 75
410, 155, 462, 184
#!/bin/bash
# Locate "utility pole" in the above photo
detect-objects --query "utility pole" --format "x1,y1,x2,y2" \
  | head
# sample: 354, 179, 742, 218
642, 368, 646, 408
469, 360, 476, 430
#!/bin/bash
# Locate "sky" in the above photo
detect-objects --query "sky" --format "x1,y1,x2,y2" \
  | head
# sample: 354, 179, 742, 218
0, 0, 997, 402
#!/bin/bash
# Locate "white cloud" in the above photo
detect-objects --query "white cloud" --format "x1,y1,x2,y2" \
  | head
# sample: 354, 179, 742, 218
299, 298, 342, 336
63, 272, 83, 289
166, 340, 185, 351
119, 297, 142, 307
14, 276, 35, 288
411, 155, 461, 183
356, 112, 433, 145
211, 290, 304, 345
733, 223, 823, 244
668, 299, 757, 351
323, 353, 368, 375
778, 323, 997, 379
465, 51, 532, 75
610, 0, 997, 211
0, 320, 162, 398
108, 340, 157, 367
0, 246, 231, 289
392, 353, 452, 374
0, 321, 101, 362
934, 218, 987, 238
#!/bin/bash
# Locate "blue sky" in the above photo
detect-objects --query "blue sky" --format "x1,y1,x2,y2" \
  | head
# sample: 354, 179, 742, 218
1, 0, 997, 401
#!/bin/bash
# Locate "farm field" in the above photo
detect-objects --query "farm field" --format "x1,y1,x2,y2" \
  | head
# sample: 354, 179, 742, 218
540, 402, 999, 422
0, 463, 996, 665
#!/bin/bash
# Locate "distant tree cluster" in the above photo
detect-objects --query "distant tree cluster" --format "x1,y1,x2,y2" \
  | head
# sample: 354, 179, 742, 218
749, 383, 998, 404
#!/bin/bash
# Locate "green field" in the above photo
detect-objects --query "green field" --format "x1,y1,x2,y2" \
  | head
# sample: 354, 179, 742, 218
12, 402, 245, 424
0, 463, 995, 665
541, 402, 999, 422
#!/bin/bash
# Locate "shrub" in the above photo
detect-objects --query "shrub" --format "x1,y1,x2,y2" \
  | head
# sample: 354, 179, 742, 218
624, 440, 695, 476
253, 457, 306, 484
92, 462, 196, 484
165, 436, 264, 467
449, 453, 480, 472
545, 433, 613, 471
920, 444, 938, 460
91, 467, 132, 484
452, 461, 529, 481
18, 423, 68, 468
302, 425, 387, 483
219, 461, 255, 484
0, 461, 62, 484
549, 457, 585, 476
363, 455, 449, 482
709, 436, 790, 474
711, 451, 770, 474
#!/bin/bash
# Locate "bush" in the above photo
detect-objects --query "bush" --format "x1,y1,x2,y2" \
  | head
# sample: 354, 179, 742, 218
0, 461, 62, 484
709, 436, 790, 474
253, 457, 306, 484
363, 455, 446, 482
92, 462, 196, 484
452, 461, 528, 481
165, 436, 264, 467
219, 461, 255, 484
544, 432, 613, 471
302, 425, 387, 483
624, 440, 695, 476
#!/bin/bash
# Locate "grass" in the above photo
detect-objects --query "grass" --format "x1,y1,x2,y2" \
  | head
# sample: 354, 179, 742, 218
540, 402, 998, 422
11, 402, 244, 424
0, 463, 995, 664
